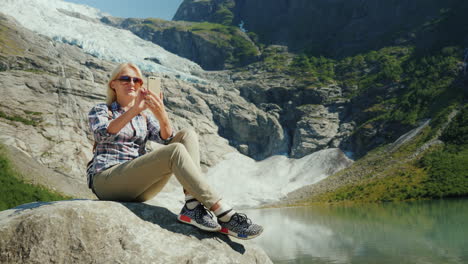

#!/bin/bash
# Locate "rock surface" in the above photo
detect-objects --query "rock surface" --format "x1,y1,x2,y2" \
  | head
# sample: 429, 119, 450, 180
0, 200, 272, 263
228, 54, 353, 158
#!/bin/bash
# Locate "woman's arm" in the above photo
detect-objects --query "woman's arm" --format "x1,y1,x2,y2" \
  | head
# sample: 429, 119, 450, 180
106, 107, 139, 134
156, 109, 173, 140
145, 91, 173, 140
107, 88, 148, 134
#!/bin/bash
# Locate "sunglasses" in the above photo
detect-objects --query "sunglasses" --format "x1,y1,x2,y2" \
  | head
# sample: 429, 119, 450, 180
116, 75, 143, 86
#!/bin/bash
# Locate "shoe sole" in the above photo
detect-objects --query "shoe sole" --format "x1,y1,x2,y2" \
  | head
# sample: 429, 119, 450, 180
219, 227, 264, 240
177, 214, 221, 232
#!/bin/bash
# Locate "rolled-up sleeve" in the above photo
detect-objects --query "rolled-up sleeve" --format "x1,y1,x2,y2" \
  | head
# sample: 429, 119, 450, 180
147, 113, 174, 144
88, 104, 117, 143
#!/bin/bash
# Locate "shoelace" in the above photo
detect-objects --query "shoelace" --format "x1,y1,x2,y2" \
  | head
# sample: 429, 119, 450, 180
197, 204, 215, 219
231, 213, 252, 226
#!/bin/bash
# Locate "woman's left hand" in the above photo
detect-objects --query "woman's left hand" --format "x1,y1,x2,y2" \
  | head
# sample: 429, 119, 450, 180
145, 90, 173, 140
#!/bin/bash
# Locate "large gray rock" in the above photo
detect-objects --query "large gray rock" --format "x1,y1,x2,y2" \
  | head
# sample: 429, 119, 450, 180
0, 200, 272, 263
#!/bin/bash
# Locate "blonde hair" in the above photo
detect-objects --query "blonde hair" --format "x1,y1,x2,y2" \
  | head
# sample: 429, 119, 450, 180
106, 62, 144, 106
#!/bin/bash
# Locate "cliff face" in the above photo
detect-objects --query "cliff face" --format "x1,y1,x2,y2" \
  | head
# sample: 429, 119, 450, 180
102, 17, 259, 70
174, 0, 456, 56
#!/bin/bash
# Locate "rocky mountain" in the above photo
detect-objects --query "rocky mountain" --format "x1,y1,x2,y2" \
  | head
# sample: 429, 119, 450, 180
101, 17, 259, 70
173, 0, 468, 203
1, 10, 343, 200
1, 0, 466, 211
227, 47, 352, 158
0, 200, 271, 263
174, 0, 465, 57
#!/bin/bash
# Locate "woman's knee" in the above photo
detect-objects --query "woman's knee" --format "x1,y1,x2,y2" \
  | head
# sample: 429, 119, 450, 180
176, 128, 198, 142
168, 142, 187, 158
145, 143, 187, 165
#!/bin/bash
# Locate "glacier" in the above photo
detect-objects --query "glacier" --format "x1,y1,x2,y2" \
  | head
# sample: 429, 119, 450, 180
205, 149, 353, 208
2, 0, 204, 81
149, 149, 353, 209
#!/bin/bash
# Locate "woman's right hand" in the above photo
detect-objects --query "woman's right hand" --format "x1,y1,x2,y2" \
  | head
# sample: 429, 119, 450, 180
131, 88, 149, 113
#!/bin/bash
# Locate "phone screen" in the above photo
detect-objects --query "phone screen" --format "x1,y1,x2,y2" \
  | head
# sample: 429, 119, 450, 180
147, 76, 161, 95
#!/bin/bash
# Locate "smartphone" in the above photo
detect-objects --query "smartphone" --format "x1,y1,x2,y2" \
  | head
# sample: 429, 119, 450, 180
147, 76, 161, 95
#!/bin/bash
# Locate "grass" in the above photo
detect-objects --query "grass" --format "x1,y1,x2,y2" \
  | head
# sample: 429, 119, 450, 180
0, 110, 41, 126
0, 145, 71, 211
24, 110, 42, 116
0, 24, 24, 56
22, 69, 49, 75
314, 163, 431, 203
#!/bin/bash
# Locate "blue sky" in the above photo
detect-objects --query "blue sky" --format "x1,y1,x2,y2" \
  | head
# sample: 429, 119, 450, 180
63, 0, 184, 20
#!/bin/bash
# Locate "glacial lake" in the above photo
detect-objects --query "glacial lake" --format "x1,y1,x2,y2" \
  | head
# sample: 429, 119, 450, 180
245, 199, 468, 264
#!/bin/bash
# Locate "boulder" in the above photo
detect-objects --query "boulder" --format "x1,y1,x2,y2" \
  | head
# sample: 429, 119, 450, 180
0, 200, 272, 264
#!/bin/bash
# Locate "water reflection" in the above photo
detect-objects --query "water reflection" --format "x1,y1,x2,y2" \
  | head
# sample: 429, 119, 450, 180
246, 199, 468, 264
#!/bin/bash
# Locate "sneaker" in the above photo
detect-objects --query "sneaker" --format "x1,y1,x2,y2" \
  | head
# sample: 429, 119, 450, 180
218, 213, 264, 240
177, 203, 221, 232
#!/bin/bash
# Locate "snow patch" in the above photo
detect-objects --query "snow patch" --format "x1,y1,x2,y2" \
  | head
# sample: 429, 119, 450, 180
2, 0, 204, 81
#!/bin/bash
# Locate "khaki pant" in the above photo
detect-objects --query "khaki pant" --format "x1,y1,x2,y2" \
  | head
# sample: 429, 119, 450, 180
93, 128, 221, 208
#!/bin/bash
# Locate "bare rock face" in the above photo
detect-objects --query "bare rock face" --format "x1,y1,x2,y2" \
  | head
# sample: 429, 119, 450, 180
291, 105, 339, 157
0, 200, 272, 264
229, 61, 350, 159
0, 13, 115, 186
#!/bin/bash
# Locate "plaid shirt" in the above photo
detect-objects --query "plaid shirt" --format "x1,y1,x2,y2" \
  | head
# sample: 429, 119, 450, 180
86, 101, 173, 188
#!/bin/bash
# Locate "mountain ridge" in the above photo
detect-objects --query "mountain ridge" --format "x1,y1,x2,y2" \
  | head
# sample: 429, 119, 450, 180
174, 0, 467, 57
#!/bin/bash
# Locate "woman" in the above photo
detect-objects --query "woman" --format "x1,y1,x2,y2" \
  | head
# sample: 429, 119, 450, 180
87, 63, 263, 240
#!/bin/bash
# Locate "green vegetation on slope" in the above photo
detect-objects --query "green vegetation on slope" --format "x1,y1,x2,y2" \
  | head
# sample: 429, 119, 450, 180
420, 105, 468, 197
253, 43, 464, 131
0, 23, 24, 56
298, 105, 468, 204
210, 1, 235, 26
0, 110, 42, 127
0, 145, 70, 211
249, 43, 466, 205
178, 0, 235, 26
271, 42, 466, 204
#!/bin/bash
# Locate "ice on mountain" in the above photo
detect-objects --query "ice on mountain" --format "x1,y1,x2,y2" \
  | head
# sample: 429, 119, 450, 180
205, 149, 353, 208
2, 0, 204, 81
